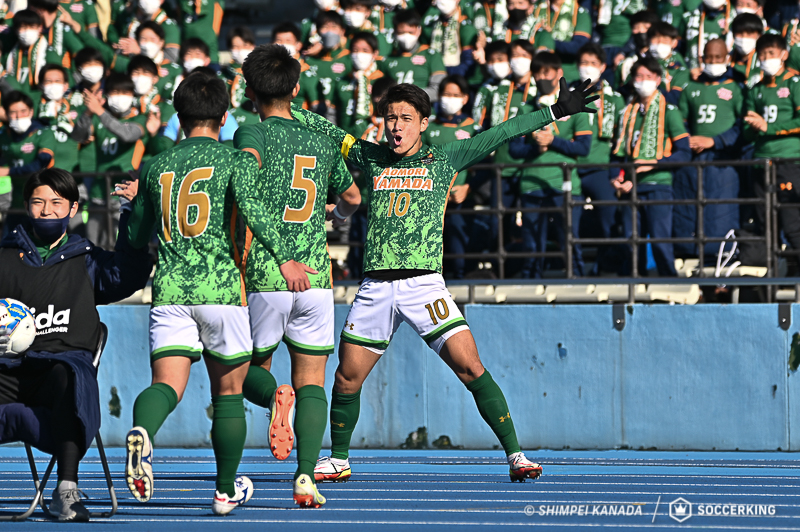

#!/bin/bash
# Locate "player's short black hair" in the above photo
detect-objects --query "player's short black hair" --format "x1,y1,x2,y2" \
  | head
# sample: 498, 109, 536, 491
3, 91, 33, 113
377, 83, 430, 119
350, 31, 378, 52
756, 33, 786, 53
371, 76, 397, 105
27, 0, 58, 13
577, 41, 607, 64
393, 9, 421, 29
630, 56, 663, 78
38, 63, 69, 85
181, 38, 210, 60
647, 21, 679, 41
105, 72, 135, 94
13, 9, 42, 29
485, 40, 510, 60
316, 10, 344, 31
438, 74, 469, 97
136, 20, 165, 41
191, 66, 218, 78
24, 168, 79, 205
127, 55, 159, 77
629, 10, 659, 26
272, 21, 301, 42
227, 26, 256, 48
242, 44, 301, 105
532, 51, 562, 73
731, 13, 765, 35
509, 39, 537, 58
74, 47, 106, 69
174, 70, 229, 130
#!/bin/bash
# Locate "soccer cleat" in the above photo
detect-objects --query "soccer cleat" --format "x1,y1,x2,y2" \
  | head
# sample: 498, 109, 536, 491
49, 482, 90, 522
508, 452, 543, 482
314, 456, 351, 482
125, 426, 154, 502
212, 475, 254, 516
268, 384, 296, 460
293, 474, 326, 508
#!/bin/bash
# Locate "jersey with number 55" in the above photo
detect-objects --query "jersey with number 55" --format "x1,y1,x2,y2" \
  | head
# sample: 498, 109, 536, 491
128, 136, 290, 307
233, 116, 354, 292
678, 78, 742, 139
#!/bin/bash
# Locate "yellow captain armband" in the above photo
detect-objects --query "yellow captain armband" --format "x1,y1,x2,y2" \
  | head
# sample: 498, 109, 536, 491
342, 134, 356, 159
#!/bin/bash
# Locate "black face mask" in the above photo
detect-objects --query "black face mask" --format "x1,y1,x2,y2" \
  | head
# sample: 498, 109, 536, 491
536, 78, 556, 96
508, 8, 528, 24
633, 32, 648, 50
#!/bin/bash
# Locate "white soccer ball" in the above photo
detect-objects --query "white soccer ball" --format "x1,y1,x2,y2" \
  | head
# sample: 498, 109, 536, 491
0, 298, 36, 356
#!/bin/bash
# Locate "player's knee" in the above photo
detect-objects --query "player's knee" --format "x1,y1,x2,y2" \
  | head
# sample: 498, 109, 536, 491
333, 370, 361, 394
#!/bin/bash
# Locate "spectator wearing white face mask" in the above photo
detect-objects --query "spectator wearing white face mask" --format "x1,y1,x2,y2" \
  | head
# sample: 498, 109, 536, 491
300, 0, 342, 51
329, 32, 386, 134
682, 0, 733, 71
128, 55, 173, 158
743, 33, 800, 253
613, 57, 690, 277
306, 11, 353, 112
674, 38, 743, 261
730, 13, 763, 88
379, 9, 447, 102
423, 74, 482, 279
272, 22, 320, 112
107, 0, 181, 64
159, 38, 211, 108
422, 0, 480, 77
645, 22, 689, 105
6, 10, 62, 98
36, 64, 82, 175
221, 26, 255, 109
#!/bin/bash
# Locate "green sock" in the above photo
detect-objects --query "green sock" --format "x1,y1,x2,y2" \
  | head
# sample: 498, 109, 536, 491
211, 394, 246, 496
466, 370, 521, 455
242, 365, 278, 409
329, 388, 361, 460
132, 383, 178, 440
293, 385, 328, 482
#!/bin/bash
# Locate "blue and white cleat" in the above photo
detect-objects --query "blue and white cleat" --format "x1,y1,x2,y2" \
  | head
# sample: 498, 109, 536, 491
125, 426, 154, 501
508, 452, 543, 482
212, 476, 254, 515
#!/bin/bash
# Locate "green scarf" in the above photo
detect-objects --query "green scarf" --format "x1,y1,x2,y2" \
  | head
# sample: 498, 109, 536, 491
596, 80, 617, 140
430, 12, 461, 67
597, 0, 646, 25
6, 35, 49, 88
545, 0, 576, 42
618, 91, 666, 161
354, 63, 378, 120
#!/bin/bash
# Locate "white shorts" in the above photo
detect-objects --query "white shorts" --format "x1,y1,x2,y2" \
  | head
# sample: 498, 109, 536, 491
247, 289, 335, 359
340, 273, 469, 355
149, 304, 253, 365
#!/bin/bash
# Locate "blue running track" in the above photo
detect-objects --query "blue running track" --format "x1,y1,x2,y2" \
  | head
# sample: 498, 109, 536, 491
1, 448, 799, 530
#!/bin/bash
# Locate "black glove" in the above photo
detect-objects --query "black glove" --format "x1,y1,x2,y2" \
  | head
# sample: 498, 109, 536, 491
550, 78, 599, 119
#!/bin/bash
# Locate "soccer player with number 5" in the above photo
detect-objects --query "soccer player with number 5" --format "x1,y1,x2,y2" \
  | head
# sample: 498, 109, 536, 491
123, 70, 314, 516
291, 76, 598, 483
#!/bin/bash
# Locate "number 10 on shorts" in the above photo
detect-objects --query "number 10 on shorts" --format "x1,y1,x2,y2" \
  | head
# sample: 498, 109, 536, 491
425, 298, 450, 325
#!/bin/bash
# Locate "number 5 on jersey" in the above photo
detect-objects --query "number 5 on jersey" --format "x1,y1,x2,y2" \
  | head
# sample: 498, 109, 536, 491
284, 155, 317, 223
159, 167, 213, 243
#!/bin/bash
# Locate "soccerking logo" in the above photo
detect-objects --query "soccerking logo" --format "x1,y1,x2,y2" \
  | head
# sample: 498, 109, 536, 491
669, 498, 692, 523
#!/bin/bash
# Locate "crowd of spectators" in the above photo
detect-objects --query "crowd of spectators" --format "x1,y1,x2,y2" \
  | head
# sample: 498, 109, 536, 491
0, 0, 798, 278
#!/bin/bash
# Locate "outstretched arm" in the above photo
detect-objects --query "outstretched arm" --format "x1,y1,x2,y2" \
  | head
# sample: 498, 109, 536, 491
443, 78, 598, 171
290, 105, 369, 169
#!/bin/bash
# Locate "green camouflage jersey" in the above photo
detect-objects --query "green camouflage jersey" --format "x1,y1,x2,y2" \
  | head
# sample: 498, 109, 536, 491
745, 69, 800, 159
128, 136, 289, 306
379, 45, 446, 88
292, 104, 554, 273
679, 77, 743, 138
233, 116, 354, 292
422, 114, 481, 185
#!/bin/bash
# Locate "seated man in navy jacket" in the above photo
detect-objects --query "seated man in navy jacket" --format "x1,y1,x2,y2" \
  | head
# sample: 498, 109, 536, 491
0, 168, 151, 522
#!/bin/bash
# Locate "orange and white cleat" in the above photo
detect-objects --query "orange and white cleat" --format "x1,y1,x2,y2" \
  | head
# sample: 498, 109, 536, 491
314, 456, 351, 482
269, 384, 296, 460
508, 452, 543, 482
293, 474, 326, 508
